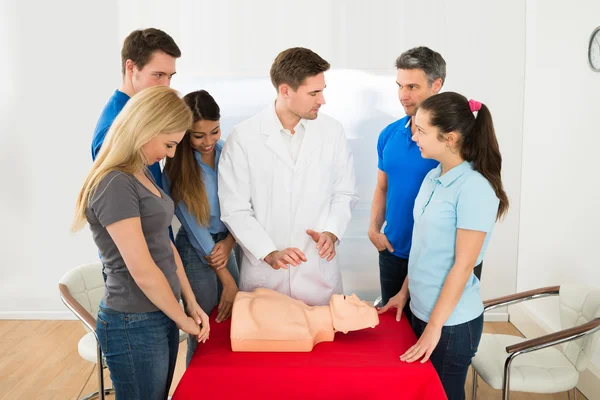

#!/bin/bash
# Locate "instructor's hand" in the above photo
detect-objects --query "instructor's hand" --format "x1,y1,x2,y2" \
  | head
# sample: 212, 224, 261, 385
264, 248, 307, 270
306, 229, 337, 261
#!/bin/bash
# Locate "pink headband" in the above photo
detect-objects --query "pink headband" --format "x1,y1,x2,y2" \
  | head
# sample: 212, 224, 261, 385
468, 99, 482, 112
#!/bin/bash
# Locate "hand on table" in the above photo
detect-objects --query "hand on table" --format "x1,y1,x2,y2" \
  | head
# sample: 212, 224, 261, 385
400, 323, 441, 364
377, 292, 408, 322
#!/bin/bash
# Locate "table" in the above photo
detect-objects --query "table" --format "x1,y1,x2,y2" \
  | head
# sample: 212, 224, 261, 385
172, 309, 447, 399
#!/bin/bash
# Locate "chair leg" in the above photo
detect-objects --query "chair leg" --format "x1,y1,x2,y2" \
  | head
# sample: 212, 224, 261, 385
74, 342, 116, 400
502, 354, 516, 400
471, 369, 478, 400
80, 388, 115, 400
97, 342, 106, 400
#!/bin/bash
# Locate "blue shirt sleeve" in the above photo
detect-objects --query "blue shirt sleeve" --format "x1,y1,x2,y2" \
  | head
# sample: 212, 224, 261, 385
377, 126, 389, 172
456, 175, 500, 233
161, 172, 215, 263
91, 126, 109, 161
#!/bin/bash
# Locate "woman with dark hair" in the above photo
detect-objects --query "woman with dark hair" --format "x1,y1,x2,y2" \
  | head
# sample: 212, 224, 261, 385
162, 90, 239, 367
379, 92, 508, 400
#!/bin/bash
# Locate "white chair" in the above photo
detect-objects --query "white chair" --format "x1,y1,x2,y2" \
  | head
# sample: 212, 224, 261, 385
59, 262, 187, 400
472, 285, 600, 400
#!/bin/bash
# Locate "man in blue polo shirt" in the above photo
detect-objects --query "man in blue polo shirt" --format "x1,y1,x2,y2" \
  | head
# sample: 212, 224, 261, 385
368, 47, 445, 316
92, 28, 181, 280
91, 27, 181, 186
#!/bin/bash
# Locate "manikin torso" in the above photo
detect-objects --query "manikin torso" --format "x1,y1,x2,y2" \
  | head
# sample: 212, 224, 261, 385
230, 288, 379, 352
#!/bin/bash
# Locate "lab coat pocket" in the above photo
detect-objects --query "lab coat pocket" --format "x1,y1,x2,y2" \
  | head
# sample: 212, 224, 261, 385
318, 256, 340, 287
241, 259, 269, 290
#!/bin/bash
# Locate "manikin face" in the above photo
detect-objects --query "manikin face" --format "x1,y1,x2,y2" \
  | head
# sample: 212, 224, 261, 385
280, 72, 327, 120
141, 131, 185, 164
330, 293, 379, 333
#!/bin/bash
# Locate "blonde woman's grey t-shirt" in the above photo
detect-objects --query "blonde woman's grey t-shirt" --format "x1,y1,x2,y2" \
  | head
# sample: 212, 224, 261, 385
86, 169, 181, 313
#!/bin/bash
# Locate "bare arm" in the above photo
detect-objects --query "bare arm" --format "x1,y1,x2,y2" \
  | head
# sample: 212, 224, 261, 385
369, 170, 388, 233
427, 228, 486, 329
368, 170, 394, 252
171, 241, 211, 339
400, 228, 485, 363
106, 217, 198, 334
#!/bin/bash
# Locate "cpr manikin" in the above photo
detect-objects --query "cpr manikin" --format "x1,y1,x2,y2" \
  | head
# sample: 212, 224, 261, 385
230, 288, 379, 352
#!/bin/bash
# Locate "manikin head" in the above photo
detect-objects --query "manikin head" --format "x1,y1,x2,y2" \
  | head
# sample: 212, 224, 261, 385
330, 293, 379, 333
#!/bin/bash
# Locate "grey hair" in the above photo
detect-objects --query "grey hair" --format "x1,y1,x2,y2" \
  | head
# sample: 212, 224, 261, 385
395, 46, 446, 86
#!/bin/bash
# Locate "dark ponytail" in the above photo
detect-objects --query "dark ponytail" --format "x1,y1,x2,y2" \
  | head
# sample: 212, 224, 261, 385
164, 90, 221, 226
420, 92, 509, 220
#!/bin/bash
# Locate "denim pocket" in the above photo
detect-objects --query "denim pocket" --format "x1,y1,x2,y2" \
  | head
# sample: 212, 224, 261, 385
96, 313, 109, 353
468, 314, 484, 353
125, 312, 153, 322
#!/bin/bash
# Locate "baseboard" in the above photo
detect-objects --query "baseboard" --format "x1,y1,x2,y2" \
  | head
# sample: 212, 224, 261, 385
509, 303, 600, 400
0, 311, 76, 320
484, 308, 509, 322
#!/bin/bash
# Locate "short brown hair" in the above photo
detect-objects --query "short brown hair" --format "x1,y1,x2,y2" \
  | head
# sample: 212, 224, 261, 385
121, 28, 181, 75
270, 47, 330, 91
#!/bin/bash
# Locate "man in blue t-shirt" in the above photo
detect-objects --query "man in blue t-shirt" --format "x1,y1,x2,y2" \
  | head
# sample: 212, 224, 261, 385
91, 27, 181, 186
368, 47, 447, 316
92, 28, 181, 279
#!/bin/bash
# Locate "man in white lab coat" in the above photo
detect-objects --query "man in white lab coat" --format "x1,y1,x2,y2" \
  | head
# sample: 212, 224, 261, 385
218, 47, 359, 306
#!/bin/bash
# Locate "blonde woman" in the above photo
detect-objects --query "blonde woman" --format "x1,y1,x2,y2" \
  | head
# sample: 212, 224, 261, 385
72, 86, 210, 400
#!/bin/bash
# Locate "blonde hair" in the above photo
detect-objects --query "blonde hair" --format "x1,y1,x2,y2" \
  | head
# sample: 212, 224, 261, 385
71, 86, 192, 231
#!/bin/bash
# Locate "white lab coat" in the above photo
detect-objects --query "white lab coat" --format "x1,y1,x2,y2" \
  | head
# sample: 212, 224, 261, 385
218, 105, 359, 306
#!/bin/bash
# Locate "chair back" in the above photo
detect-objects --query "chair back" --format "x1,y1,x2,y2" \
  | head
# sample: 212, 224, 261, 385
59, 262, 105, 332
559, 284, 600, 371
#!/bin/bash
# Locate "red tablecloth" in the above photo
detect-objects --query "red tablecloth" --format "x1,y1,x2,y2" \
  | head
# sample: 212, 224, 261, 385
173, 310, 447, 400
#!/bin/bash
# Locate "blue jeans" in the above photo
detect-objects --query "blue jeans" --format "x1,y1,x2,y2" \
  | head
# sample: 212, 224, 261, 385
96, 306, 179, 400
378, 250, 413, 321
175, 228, 239, 366
411, 313, 484, 400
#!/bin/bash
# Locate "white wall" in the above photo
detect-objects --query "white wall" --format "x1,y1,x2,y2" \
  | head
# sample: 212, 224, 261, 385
0, 0, 524, 318
0, 0, 121, 317
518, 0, 600, 370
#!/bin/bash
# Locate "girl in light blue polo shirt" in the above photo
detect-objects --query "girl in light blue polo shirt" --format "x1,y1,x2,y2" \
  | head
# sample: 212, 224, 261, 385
379, 92, 508, 400
162, 90, 240, 367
